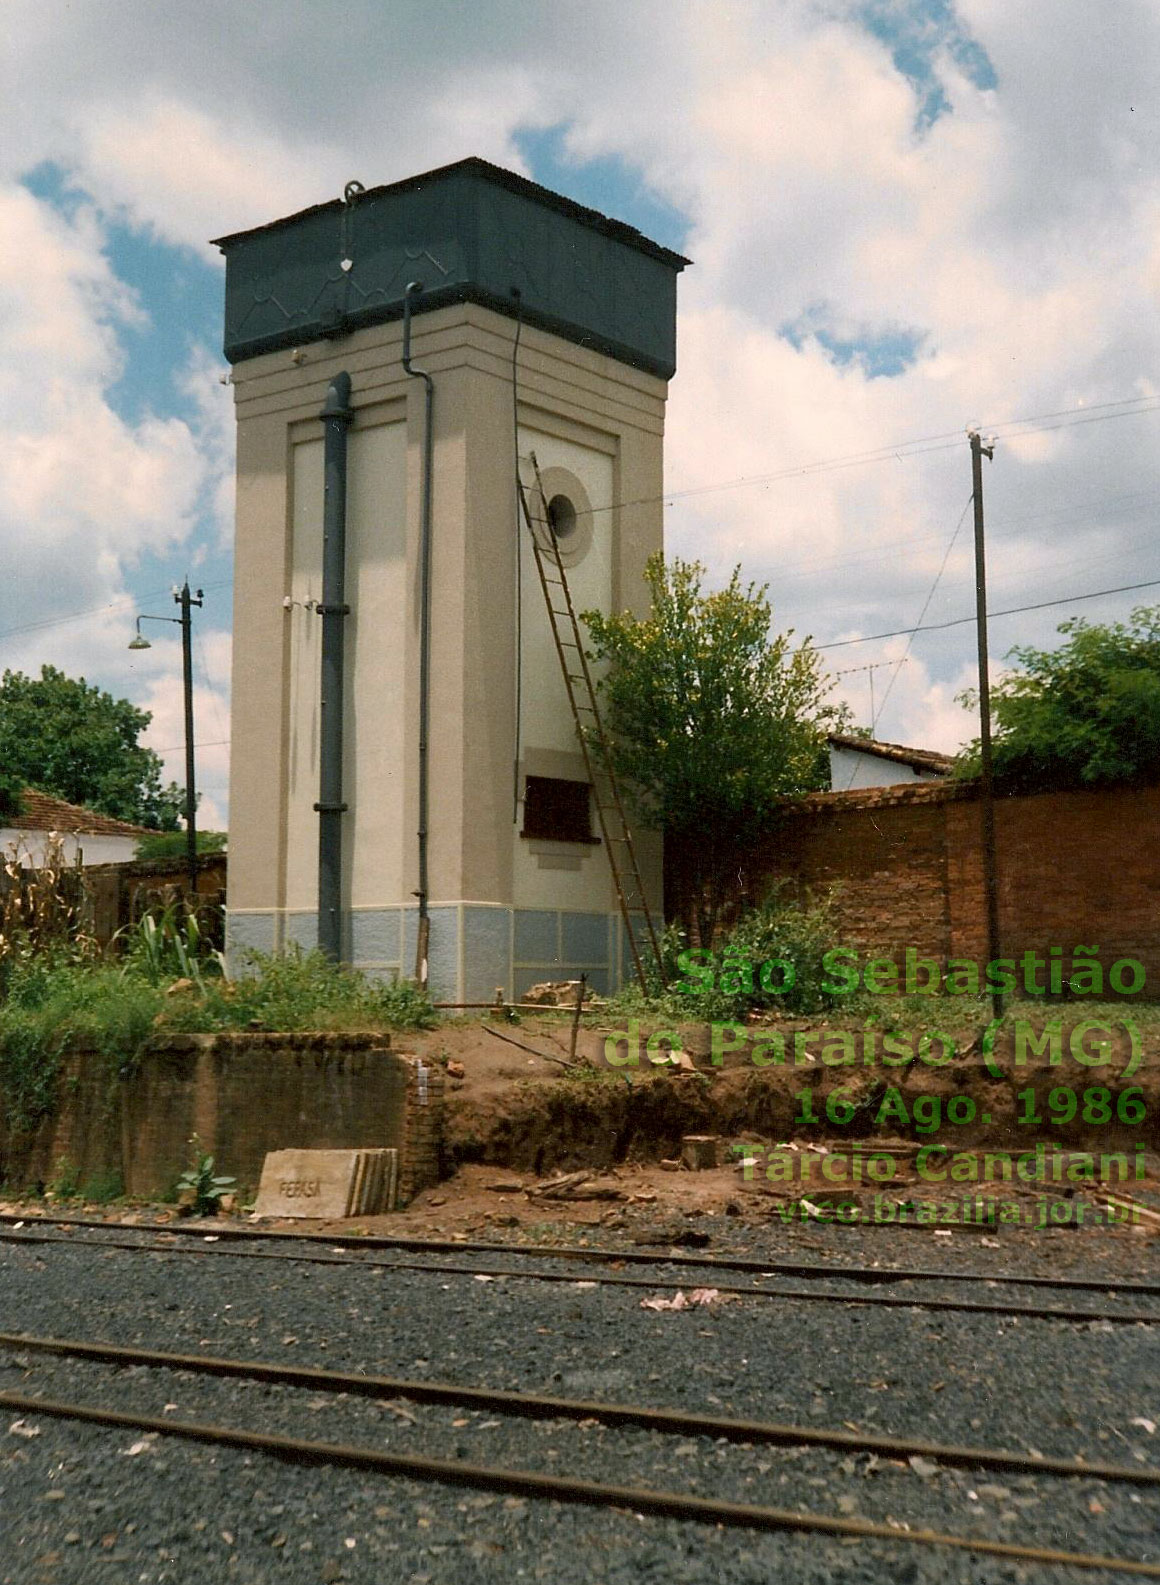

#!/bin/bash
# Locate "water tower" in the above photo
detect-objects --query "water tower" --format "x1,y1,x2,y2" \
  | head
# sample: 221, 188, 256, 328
215, 159, 686, 1000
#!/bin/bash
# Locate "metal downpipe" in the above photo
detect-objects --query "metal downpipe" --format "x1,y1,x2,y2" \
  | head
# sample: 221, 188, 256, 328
315, 372, 353, 961
403, 282, 434, 986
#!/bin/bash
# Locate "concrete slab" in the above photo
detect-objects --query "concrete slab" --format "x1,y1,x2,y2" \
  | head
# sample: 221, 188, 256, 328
254, 1149, 362, 1219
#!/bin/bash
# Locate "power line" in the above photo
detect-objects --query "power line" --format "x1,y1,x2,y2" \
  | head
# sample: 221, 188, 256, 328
152, 738, 229, 754
815, 575, 1160, 652
870, 493, 974, 729
0, 580, 233, 647
0, 394, 1156, 653
592, 392, 1160, 520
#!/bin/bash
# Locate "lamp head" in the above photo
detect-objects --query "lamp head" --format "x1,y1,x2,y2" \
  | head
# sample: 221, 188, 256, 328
128, 619, 151, 651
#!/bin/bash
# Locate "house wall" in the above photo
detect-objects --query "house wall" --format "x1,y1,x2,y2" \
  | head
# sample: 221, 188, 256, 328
0, 830, 139, 867
227, 301, 668, 999
827, 745, 945, 791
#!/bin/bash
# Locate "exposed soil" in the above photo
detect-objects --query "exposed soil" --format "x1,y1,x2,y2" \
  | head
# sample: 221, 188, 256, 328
9, 1007, 1159, 1241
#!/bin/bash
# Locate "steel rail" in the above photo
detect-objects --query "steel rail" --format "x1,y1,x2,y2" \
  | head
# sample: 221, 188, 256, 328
1, 1389, 1158, 1576
4, 1330, 1158, 1488
2, 1226, 1158, 1325
2, 1209, 1157, 1296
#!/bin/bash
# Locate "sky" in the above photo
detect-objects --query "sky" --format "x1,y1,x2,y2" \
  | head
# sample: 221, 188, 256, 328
3, 0, 1160, 822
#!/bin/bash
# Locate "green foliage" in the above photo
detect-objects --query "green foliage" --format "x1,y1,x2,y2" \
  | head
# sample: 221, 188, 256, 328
582, 555, 843, 940
605, 888, 842, 1023
0, 664, 182, 827
134, 829, 227, 862
0, 948, 437, 1139
205, 948, 437, 1032
956, 606, 1160, 792
49, 1156, 81, 1200
0, 959, 164, 1131
708, 887, 844, 1018
0, 772, 22, 820
81, 1166, 124, 1204
117, 903, 226, 989
176, 1135, 235, 1215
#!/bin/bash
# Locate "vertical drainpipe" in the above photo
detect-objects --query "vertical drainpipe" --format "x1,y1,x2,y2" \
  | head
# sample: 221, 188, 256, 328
403, 282, 434, 986
316, 372, 353, 961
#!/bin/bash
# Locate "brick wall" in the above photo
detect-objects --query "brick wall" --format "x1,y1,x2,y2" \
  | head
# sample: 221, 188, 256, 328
85, 853, 228, 949
715, 780, 1160, 989
0, 1032, 444, 1206
398, 1052, 444, 1203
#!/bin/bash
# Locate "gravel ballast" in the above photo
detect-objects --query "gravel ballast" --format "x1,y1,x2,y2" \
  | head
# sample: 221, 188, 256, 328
1, 1219, 1158, 1584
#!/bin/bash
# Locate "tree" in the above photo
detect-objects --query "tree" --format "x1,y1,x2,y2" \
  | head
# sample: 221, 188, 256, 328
582, 554, 843, 943
956, 606, 1160, 793
0, 665, 183, 828
134, 829, 226, 862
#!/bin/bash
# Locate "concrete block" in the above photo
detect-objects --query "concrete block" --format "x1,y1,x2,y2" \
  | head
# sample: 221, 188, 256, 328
253, 1147, 397, 1218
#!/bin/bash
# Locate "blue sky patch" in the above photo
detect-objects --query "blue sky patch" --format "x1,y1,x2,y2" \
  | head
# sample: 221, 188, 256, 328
22, 162, 223, 430
782, 305, 927, 378
20, 163, 231, 642
512, 125, 690, 254
856, 0, 997, 129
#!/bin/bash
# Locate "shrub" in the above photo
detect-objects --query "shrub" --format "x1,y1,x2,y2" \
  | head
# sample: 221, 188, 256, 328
0, 946, 437, 1138
116, 902, 225, 989
0, 959, 165, 1129
198, 948, 436, 1033
607, 888, 841, 1023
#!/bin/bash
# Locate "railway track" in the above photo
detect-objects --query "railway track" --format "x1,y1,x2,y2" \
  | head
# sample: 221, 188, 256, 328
3, 1218, 1159, 1327
3, 1331, 1160, 1577
4, 1206, 1156, 1294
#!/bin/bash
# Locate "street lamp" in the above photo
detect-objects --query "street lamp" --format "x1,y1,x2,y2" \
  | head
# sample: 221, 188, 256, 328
129, 581, 204, 900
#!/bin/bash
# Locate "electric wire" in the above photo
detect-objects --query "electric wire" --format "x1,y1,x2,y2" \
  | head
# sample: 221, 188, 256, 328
870, 492, 973, 732
815, 575, 1160, 651
579, 392, 1160, 522
3, 395, 1158, 651
836, 493, 973, 783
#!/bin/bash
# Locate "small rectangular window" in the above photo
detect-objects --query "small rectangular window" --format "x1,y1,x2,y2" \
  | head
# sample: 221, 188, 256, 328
521, 776, 598, 844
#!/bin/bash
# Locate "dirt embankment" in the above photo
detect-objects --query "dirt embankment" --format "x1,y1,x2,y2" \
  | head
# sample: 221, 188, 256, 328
433, 1014, 1159, 1176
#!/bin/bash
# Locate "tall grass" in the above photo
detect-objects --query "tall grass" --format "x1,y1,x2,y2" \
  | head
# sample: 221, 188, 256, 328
0, 944, 436, 1138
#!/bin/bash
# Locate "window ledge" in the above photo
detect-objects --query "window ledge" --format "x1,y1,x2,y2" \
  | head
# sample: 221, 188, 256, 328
519, 831, 601, 847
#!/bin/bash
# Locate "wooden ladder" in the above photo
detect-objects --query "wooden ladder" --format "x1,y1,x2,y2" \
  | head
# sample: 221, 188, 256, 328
516, 451, 664, 993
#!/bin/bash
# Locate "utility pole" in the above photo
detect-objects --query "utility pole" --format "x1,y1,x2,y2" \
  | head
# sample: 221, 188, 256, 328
129, 580, 204, 904
969, 431, 1002, 1020
177, 581, 204, 903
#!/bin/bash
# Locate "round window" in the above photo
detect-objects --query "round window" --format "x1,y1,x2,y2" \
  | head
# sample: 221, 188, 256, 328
528, 467, 594, 568
547, 494, 577, 539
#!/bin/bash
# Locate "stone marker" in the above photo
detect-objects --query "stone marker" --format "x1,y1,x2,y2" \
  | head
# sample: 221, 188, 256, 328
680, 1135, 720, 1171
254, 1148, 397, 1219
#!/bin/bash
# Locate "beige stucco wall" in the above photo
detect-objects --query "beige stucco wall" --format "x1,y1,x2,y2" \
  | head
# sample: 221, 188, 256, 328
227, 300, 668, 987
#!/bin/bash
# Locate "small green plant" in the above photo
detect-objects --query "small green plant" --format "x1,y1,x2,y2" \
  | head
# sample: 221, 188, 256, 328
81, 1167, 124, 1204
176, 1135, 236, 1216
48, 1156, 81, 1200
116, 901, 225, 989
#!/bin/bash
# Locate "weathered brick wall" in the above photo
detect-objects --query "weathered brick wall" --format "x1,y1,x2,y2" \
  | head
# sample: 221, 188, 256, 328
0, 1032, 444, 1206
754, 788, 956, 958
722, 781, 1160, 991
948, 785, 1160, 978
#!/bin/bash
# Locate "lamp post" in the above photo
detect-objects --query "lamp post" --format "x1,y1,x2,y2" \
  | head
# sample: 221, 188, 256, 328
129, 581, 204, 900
